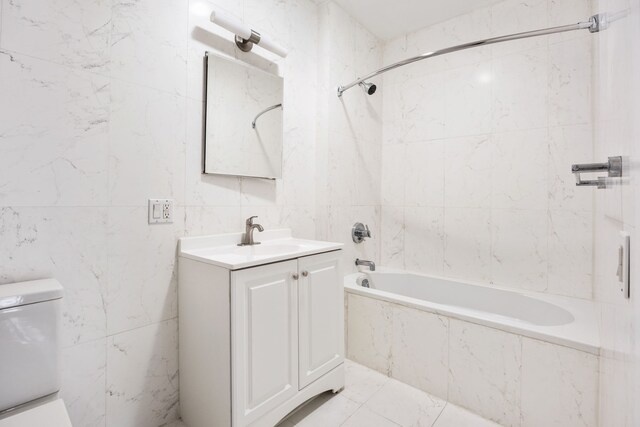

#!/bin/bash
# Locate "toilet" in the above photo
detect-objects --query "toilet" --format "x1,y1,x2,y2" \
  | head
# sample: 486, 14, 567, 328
0, 279, 72, 426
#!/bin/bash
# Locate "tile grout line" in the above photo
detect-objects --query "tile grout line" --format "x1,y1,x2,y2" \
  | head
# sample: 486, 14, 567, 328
431, 401, 449, 427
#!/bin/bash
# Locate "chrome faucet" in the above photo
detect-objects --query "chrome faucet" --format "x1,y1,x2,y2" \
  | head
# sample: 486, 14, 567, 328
238, 216, 264, 246
355, 259, 375, 271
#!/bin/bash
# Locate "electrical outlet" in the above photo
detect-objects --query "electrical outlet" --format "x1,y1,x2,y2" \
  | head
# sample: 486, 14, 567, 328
148, 199, 174, 224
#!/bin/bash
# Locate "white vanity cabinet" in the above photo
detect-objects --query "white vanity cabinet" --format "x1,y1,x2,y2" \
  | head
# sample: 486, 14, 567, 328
178, 230, 344, 427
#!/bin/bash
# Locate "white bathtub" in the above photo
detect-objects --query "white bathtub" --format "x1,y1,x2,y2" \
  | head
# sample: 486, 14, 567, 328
345, 268, 599, 354
344, 268, 601, 427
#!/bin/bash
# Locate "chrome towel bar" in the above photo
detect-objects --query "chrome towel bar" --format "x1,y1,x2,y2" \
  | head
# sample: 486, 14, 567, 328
572, 156, 622, 189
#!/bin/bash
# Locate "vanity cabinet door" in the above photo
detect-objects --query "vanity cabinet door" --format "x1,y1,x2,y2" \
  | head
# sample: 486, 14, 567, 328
231, 260, 299, 426
297, 251, 344, 389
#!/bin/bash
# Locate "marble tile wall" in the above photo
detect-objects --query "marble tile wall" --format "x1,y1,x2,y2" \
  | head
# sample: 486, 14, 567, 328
314, 1, 384, 273
0, 0, 324, 425
379, 0, 596, 299
346, 293, 600, 427
591, 0, 640, 425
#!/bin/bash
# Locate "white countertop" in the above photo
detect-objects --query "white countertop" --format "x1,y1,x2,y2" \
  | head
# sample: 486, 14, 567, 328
179, 229, 343, 270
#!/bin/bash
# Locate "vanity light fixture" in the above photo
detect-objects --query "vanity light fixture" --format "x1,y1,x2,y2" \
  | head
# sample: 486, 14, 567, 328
210, 9, 288, 58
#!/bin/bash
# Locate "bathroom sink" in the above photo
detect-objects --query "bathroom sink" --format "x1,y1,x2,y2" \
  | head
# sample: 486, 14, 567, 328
179, 229, 343, 270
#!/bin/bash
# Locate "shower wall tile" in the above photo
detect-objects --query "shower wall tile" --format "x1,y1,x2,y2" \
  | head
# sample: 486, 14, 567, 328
404, 207, 444, 275
61, 338, 107, 427
443, 135, 492, 209
385, 74, 447, 144
380, 206, 404, 269
491, 129, 549, 210
403, 26, 449, 79
443, 208, 492, 282
438, 7, 492, 70
110, 0, 188, 96
491, 0, 548, 57
521, 338, 598, 427
354, 136, 382, 206
0, 0, 111, 72
381, 144, 406, 206
106, 319, 179, 427
404, 141, 444, 207
548, 0, 593, 43
491, 209, 548, 292
0, 52, 109, 207
380, 0, 595, 299
381, 36, 408, 88
390, 306, 449, 398
448, 319, 522, 427
548, 37, 592, 127
547, 209, 593, 299
326, 132, 358, 206
444, 61, 492, 138
492, 47, 548, 132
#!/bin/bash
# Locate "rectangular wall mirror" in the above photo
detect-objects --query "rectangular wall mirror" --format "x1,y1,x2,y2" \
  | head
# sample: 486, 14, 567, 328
204, 52, 284, 179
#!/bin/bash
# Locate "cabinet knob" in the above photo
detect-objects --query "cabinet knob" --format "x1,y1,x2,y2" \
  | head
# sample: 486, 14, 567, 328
292, 273, 299, 280
302, 271, 309, 277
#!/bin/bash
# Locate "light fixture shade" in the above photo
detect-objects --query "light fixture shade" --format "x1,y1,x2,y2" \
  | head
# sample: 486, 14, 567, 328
258, 33, 288, 58
210, 9, 251, 40
210, 8, 288, 58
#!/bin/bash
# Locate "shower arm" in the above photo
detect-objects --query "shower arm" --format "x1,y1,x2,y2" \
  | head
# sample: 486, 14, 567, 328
337, 13, 606, 97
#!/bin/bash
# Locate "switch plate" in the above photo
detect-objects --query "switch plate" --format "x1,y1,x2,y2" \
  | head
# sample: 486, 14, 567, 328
148, 199, 174, 224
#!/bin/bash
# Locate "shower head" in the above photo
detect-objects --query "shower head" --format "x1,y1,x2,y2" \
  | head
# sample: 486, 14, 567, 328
359, 81, 377, 95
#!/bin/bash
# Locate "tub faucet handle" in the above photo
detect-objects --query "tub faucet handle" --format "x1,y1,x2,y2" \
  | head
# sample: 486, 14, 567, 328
352, 222, 372, 243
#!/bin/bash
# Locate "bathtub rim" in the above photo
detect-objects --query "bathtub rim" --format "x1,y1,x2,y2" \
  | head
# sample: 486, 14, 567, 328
344, 268, 600, 355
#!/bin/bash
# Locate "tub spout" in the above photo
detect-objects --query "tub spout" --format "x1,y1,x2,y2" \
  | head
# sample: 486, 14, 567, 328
355, 259, 375, 271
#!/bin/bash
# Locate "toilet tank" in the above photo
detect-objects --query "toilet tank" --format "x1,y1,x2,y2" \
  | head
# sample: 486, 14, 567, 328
0, 279, 63, 413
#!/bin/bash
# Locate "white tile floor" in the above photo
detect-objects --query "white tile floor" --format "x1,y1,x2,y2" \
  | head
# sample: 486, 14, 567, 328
278, 360, 501, 427
166, 360, 501, 427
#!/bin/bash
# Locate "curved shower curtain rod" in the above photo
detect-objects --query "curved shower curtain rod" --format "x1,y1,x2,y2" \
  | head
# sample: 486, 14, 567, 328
337, 13, 607, 97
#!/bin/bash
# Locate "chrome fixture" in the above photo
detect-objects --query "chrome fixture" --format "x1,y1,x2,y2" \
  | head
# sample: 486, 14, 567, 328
352, 222, 372, 243
337, 13, 606, 97
361, 278, 370, 288
571, 156, 622, 189
355, 259, 376, 271
358, 82, 377, 95
617, 231, 631, 298
238, 216, 264, 246
252, 103, 283, 129
209, 9, 288, 57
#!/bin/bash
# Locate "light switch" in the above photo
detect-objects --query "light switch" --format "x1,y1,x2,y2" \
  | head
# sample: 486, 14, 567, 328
148, 199, 174, 224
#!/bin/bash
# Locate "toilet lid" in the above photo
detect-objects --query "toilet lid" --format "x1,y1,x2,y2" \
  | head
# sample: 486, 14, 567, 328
0, 399, 71, 427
